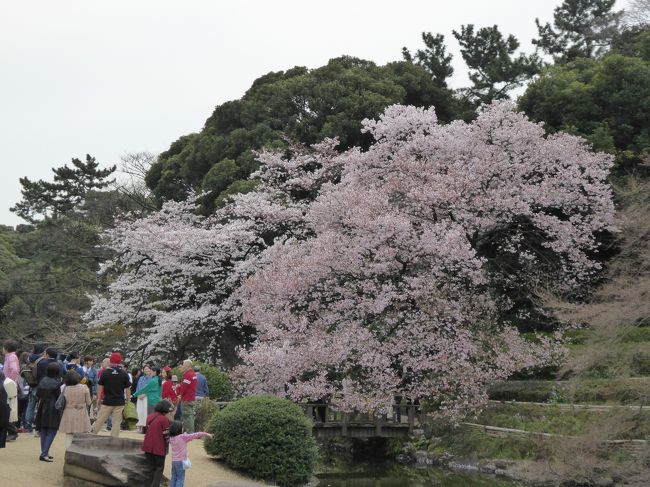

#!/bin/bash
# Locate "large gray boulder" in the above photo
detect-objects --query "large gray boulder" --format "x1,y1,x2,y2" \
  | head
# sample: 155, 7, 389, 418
64, 434, 163, 487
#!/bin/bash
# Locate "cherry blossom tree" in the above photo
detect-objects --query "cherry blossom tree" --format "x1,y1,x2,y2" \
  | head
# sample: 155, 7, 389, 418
233, 101, 615, 419
84, 139, 344, 363
88, 101, 615, 418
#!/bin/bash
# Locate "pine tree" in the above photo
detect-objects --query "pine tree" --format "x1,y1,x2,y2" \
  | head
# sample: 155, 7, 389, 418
11, 155, 116, 223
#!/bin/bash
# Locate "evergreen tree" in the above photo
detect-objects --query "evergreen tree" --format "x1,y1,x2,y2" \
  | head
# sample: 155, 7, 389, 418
533, 0, 623, 63
145, 57, 457, 213
11, 155, 116, 223
402, 32, 454, 87
452, 25, 541, 104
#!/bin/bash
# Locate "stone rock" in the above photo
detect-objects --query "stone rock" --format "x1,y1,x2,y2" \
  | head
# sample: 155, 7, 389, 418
494, 459, 514, 469
413, 450, 431, 465
64, 434, 165, 487
478, 462, 496, 474
593, 478, 614, 487
395, 453, 413, 464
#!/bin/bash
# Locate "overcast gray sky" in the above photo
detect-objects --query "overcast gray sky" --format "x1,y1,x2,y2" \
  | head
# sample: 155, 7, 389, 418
0, 1, 625, 226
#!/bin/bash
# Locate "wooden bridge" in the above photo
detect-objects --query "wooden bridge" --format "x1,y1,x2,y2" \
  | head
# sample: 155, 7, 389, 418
216, 401, 420, 439
299, 403, 419, 439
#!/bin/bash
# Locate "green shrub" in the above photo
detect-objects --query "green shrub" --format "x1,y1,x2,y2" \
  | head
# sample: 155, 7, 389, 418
487, 380, 558, 402
194, 398, 220, 432
193, 361, 233, 400
573, 378, 650, 404
204, 395, 318, 486
621, 326, 650, 343
631, 352, 650, 376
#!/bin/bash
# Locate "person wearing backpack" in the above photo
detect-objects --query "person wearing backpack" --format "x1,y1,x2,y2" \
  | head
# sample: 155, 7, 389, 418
17, 352, 30, 431
23, 343, 46, 434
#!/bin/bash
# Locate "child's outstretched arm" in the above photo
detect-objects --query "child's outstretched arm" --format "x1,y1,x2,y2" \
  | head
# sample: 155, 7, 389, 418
181, 432, 213, 443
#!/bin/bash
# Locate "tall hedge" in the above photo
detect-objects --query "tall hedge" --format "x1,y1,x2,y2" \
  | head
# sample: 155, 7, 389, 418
204, 395, 318, 486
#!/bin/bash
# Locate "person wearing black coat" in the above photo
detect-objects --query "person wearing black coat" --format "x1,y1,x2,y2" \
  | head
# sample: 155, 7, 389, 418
0, 372, 9, 448
35, 362, 62, 462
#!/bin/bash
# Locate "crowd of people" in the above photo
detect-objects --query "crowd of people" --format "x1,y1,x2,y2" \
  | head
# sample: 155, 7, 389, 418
1, 339, 212, 487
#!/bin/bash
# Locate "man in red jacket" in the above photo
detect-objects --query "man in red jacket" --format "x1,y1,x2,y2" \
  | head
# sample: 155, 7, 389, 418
177, 360, 197, 433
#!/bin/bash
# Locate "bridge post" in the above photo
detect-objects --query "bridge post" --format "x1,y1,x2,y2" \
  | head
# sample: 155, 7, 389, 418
375, 414, 384, 436
408, 405, 415, 430
342, 412, 348, 436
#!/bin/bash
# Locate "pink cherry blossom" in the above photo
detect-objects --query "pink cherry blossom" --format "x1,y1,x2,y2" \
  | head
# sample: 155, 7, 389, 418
88, 102, 614, 420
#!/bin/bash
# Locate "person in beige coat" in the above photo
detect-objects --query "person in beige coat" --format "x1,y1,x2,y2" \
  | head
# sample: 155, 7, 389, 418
3, 376, 18, 424
59, 370, 91, 447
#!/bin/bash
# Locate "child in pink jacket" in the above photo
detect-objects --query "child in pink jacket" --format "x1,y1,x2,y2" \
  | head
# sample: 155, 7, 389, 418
168, 420, 212, 487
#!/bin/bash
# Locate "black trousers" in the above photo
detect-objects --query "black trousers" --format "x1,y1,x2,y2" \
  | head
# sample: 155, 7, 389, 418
145, 452, 165, 487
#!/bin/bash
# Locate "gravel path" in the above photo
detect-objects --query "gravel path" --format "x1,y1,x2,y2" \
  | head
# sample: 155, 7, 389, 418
0, 430, 265, 487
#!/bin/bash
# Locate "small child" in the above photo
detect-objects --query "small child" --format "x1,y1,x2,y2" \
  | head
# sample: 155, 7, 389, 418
168, 420, 213, 487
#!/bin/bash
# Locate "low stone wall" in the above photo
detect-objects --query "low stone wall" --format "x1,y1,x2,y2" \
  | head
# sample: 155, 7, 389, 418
64, 434, 162, 487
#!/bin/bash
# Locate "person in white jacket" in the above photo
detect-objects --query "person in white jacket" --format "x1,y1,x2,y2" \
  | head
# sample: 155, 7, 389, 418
3, 375, 18, 441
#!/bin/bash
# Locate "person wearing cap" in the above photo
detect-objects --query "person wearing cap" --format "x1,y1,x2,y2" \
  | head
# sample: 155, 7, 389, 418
90, 352, 131, 438
178, 360, 198, 433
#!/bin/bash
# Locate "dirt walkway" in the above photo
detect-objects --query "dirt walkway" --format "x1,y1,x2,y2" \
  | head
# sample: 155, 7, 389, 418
0, 430, 266, 487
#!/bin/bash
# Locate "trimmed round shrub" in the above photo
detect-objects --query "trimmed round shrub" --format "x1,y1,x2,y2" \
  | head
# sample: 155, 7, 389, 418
204, 395, 318, 486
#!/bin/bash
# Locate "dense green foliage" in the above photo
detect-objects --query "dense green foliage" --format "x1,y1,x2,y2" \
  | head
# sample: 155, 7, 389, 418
194, 398, 219, 432
144, 2, 637, 218
0, 156, 142, 350
519, 54, 650, 170
204, 396, 318, 486
145, 56, 456, 212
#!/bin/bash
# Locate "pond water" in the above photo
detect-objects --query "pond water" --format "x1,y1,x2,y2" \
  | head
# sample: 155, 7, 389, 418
316, 465, 521, 486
